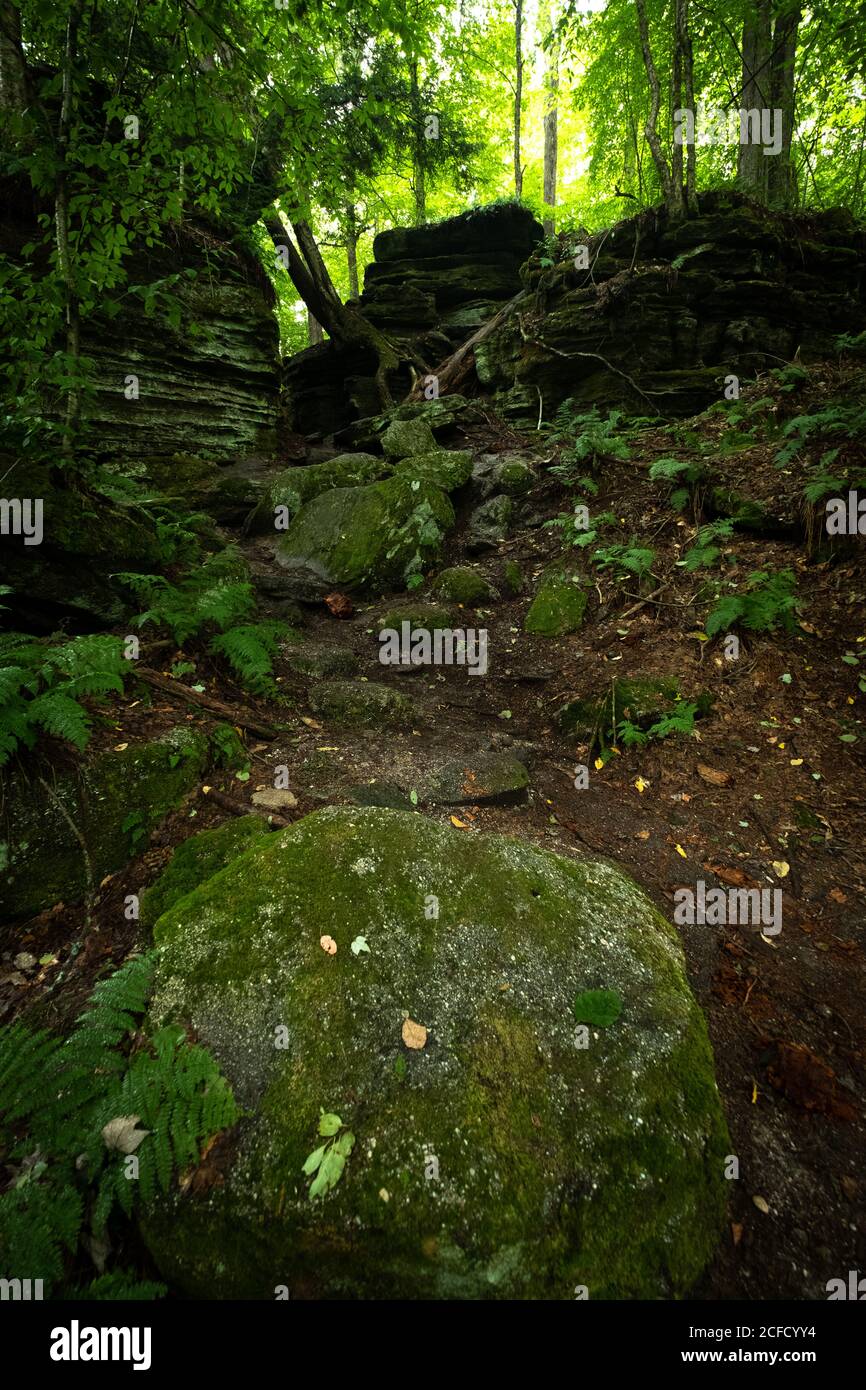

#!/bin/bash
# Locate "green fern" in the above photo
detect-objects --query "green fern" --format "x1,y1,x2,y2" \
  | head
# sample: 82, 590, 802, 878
706, 568, 800, 636
0, 952, 239, 1298
0, 633, 128, 766
681, 519, 735, 571
209, 621, 286, 695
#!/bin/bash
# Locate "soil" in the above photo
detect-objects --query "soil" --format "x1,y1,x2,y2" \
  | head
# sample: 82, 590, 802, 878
3, 360, 864, 1301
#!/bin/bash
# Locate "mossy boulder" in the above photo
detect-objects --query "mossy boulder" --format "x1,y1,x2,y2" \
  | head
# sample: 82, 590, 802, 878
308, 680, 414, 727
524, 565, 588, 636
381, 418, 437, 461
426, 753, 529, 806
502, 560, 525, 597
377, 603, 456, 634
248, 454, 386, 534
393, 449, 473, 492
431, 566, 497, 605
282, 642, 359, 679
140, 816, 272, 928
0, 729, 208, 920
466, 495, 513, 552
141, 806, 729, 1299
494, 458, 534, 497
275, 478, 454, 596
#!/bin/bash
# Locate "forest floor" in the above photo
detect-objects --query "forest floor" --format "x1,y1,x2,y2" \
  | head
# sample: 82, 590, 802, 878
5, 361, 865, 1300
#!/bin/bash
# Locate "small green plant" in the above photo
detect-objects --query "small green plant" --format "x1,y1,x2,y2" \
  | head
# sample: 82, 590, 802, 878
0, 953, 238, 1297
0, 632, 128, 766
592, 539, 655, 579
302, 1111, 355, 1200
680, 519, 735, 570
549, 403, 631, 472
573, 988, 622, 1027
706, 568, 800, 636
648, 456, 706, 511
545, 508, 616, 547
616, 700, 699, 747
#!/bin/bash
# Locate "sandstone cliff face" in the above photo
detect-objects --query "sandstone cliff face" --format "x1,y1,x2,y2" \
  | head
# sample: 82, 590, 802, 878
478, 192, 866, 423
283, 203, 544, 436
0, 178, 280, 463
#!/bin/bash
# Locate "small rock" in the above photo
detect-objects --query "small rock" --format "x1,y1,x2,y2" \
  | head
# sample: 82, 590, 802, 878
251, 789, 299, 812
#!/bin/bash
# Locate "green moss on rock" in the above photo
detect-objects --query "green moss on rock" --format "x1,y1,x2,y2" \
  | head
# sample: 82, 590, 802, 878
275, 478, 454, 595
308, 680, 414, 727
141, 806, 729, 1299
381, 418, 437, 461
249, 454, 387, 534
140, 816, 271, 928
0, 729, 208, 921
524, 564, 588, 636
377, 603, 456, 633
393, 450, 473, 492
432, 567, 496, 605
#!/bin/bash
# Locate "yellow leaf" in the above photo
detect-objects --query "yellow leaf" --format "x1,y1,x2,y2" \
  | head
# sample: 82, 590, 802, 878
751, 1081, 758, 1104
113, 742, 128, 751
202, 785, 212, 794
450, 815, 468, 828
634, 776, 648, 794
402, 1018, 427, 1050
790, 758, 803, 766
594, 757, 604, 771
772, 861, 790, 878
675, 843, 687, 858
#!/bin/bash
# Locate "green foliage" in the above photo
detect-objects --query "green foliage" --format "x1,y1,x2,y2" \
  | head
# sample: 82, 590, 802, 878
303, 1111, 355, 1200
680, 519, 735, 571
545, 508, 616, 547
0, 632, 128, 766
0, 953, 238, 1298
549, 403, 631, 478
592, 539, 655, 578
617, 701, 699, 748
706, 569, 800, 637
775, 402, 866, 467
209, 622, 287, 696
648, 456, 706, 511
573, 988, 622, 1028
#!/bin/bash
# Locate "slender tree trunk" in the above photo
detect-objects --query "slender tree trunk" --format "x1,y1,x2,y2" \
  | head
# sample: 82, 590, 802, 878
737, 1, 772, 199
307, 312, 324, 345
634, 0, 680, 217
410, 59, 426, 224
766, 4, 800, 208
542, 7, 559, 234
513, 0, 524, 197
56, 0, 85, 456
345, 203, 360, 299
0, 0, 29, 115
676, 0, 697, 213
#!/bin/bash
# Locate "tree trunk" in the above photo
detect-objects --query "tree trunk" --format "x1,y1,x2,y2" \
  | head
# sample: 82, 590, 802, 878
634, 0, 680, 217
307, 312, 323, 345
766, 4, 801, 208
542, 8, 559, 235
410, 59, 426, 225
345, 203, 360, 299
56, 0, 85, 457
513, 0, 524, 197
676, 0, 697, 213
0, 0, 29, 114
263, 210, 400, 406
737, 1, 772, 199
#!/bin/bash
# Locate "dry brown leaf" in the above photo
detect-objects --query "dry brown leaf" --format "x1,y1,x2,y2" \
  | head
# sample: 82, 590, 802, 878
324, 591, 354, 618
301, 716, 322, 729
402, 1018, 428, 1050
752, 1195, 770, 1214
731, 1222, 744, 1247
828, 887, 847, 904
319, 935, 337, 955
697, 763, 731, 786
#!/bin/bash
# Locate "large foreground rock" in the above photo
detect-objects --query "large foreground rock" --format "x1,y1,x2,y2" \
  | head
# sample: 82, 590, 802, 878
142, 807, 729, 1299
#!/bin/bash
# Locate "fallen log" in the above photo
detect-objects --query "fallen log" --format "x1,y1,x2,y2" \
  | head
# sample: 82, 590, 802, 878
404, 289, 527, 402
200, 785, 292, 828
134, 667, 279, 740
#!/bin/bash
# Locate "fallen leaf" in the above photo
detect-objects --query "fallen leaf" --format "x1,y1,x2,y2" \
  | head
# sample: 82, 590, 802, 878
319, 935, 337, 955
635, 829, 650, 840
402, 1018, 428, 1050
674, 843, 687, 858
450, 815, 469, 829
731, 1222, 743, 1247
771, 860, 790, 878
350, 935, 370, 956
697, 763, 731, 786
593, 757, 604, 771
301, 716, 322, 729
113, 742, 129, 752
704, 862, 758, 888
752, 1195, 770, 1214
101, 1115, 150, 1154
828, 887, 847, 904
324, 591, 354, 618
634, 776, 649, 794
